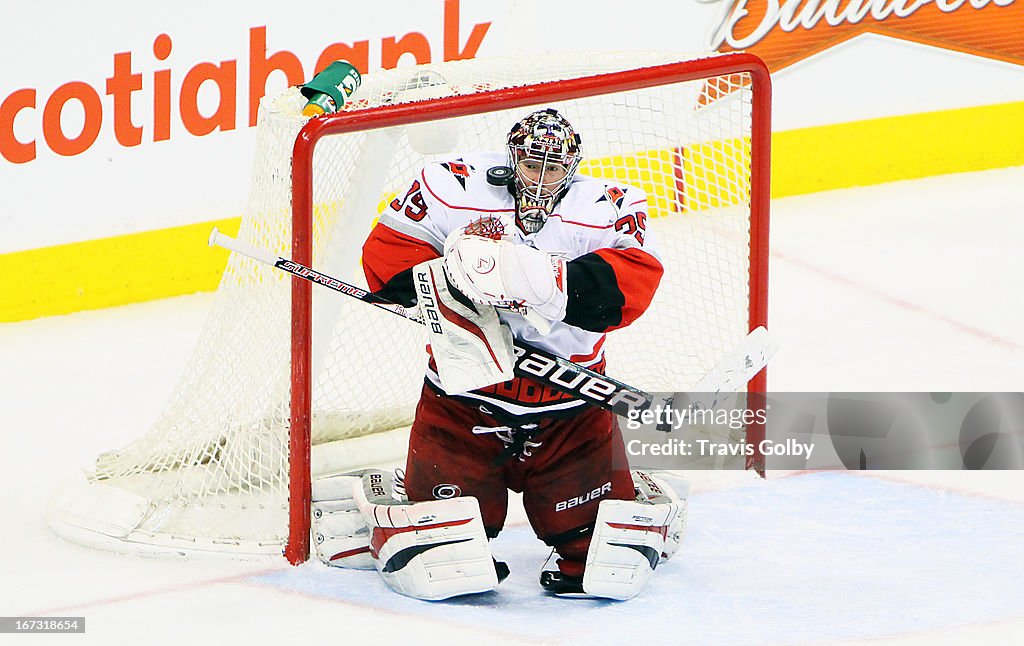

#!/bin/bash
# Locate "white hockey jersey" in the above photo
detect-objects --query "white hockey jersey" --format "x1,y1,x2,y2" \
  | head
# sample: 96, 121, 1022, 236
362, 151, 663, 418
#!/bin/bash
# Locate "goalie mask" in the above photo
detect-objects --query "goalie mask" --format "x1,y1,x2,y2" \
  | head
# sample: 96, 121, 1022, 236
506, 108, 582, 234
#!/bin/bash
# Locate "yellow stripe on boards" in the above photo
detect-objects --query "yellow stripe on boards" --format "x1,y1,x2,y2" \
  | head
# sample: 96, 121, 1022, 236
581, 149, 684, 217
771, 101, 1024, 197
679, 137, 751, 211
3, 101, 1022, 322
0, 218, 241, 322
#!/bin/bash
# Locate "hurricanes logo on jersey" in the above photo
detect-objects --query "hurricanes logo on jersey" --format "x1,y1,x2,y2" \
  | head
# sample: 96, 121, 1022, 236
599, 186, 626, 208
432, 484, 462, 499
442, 160, 473, 189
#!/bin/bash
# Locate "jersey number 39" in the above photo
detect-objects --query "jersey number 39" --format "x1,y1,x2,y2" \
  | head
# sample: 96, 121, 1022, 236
614, 211, 647, 245
390, 180, 428, 221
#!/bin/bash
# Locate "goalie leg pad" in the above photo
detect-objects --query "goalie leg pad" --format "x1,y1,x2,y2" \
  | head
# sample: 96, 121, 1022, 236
631, 470, 689, 561
582, 493, 681, 600
311, 472, 376, 570
354, 470, 499, 600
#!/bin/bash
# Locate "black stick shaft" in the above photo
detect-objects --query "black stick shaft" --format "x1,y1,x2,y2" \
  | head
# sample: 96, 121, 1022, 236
210, 229, 656, 416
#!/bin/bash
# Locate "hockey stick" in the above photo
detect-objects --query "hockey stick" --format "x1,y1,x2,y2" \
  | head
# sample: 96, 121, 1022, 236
209, 228, 776, 418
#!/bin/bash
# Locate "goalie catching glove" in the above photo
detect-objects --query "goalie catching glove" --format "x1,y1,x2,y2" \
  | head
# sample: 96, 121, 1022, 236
442, 227, 568, 333
313, 469, 502, 601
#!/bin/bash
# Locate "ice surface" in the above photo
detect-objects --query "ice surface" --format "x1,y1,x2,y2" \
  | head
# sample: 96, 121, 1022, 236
253, 474, 1024, 645
1, 167, 1023, 645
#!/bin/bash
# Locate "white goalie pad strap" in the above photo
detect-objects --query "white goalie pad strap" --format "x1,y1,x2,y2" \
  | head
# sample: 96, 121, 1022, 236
353, 470, 498, 601
442, 233, 568, 331
414, 258, 515, 394
583, 496, 681, 600
631, 470, 689, 561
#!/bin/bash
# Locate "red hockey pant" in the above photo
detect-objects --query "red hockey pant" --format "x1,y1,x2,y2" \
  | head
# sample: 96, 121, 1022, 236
403, 385, 634, 576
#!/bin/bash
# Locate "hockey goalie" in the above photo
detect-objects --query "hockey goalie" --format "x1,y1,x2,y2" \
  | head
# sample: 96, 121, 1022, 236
312, 108, 688, 600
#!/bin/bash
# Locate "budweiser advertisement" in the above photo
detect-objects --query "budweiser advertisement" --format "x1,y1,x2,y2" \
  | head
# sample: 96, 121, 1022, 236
705, 0, 1024, 69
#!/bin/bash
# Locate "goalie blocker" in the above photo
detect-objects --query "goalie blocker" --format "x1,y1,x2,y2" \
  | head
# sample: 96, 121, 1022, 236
413, 258, 516, 395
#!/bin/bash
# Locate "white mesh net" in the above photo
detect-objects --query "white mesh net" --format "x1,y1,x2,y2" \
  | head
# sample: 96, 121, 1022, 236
50, 52, 764, 558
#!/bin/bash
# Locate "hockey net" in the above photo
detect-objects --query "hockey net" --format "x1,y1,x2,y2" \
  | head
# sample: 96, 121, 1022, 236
49, 51, 770, 561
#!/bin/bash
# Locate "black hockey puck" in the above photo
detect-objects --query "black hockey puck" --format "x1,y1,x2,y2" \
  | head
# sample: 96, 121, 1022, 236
486, 166, 513, 186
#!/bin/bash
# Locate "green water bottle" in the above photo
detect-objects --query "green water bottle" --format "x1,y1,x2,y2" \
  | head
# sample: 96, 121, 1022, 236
300, 60, 362, 117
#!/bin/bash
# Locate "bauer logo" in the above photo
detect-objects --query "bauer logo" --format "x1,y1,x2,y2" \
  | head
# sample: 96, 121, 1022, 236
637, 470, 665, 496
702, 0, 1024, 70
555, 482, 612, 512
368, 472, 388, 499
511, 346, 648, 411
415, 272, 444, 335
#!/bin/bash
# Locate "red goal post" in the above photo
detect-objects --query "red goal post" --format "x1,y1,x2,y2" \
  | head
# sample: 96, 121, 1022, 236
286, 52, 772, 564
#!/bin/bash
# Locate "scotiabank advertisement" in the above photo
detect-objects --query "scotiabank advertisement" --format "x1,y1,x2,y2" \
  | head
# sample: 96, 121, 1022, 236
0, 1, 502, 253
1, 0, 1022, 317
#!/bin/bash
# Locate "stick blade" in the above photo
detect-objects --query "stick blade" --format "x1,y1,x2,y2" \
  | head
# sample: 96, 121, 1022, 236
686, 326, 779, 407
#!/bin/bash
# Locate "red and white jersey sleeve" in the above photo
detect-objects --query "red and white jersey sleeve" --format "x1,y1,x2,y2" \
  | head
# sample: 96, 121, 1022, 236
361, 151, 664, 418
362, 152, 514, 299
556, 181, 664, 334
